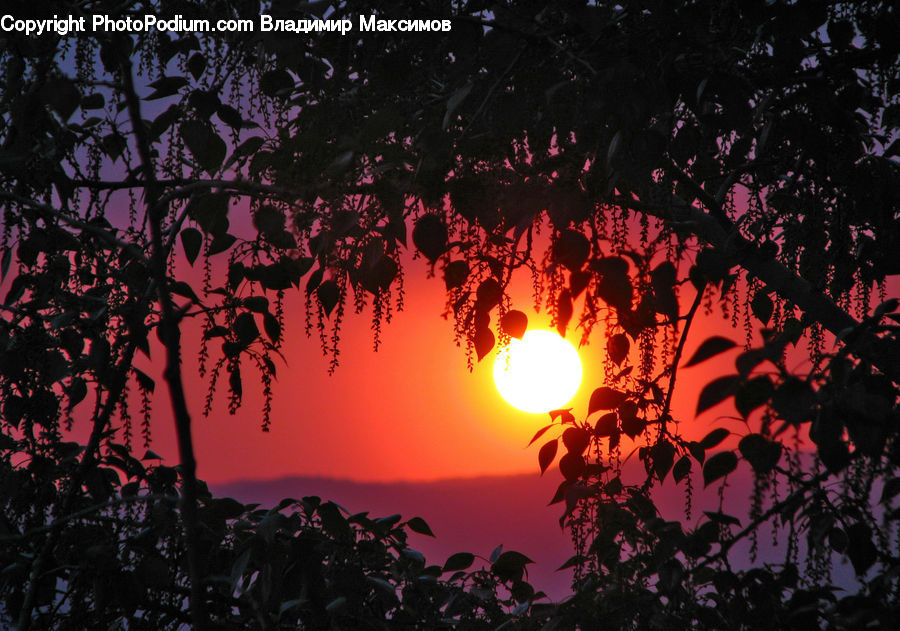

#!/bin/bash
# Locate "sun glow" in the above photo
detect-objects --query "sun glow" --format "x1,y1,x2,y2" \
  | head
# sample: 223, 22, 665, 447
493, 329, 583, 414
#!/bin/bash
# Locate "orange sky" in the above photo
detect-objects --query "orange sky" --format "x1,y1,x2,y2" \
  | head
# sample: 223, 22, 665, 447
131, 239, 742, 485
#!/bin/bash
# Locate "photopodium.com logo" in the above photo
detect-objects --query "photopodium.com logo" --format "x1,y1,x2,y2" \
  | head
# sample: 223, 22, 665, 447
1, 13, 454, 36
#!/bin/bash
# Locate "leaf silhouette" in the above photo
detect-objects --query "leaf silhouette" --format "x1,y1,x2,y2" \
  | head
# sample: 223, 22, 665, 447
588, 387, 626, 415
442, 552, 475, 572
699, 428, 730, 449
673, 456, 691, 483
683, 336, 738, 367
539, 439, 558, 475
405, 517, 435, 537
593, 412, 618, 438
180, 228, 202, 266
738, 434, 782, 475
607, 333, 630, 365
527, 424, 553, 447
703, 451, 738, 487
650, 440, 676, 482
500, 310, 528, 339
562, 427, 590, 455
412, 215, 447, 262
556, 289, 573, 337
559, 452, 586, 481
476, 278, 502, 311
751, 290, 773, 325
443, 260, 469, 289
735, 376, 774, 417
696, 375, 741, 416
473, 326, 494, 361
316, 280, 340, 317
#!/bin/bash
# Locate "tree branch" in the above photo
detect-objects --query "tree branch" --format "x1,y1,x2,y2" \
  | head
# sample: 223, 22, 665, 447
614, 193, 900, 383
119, 58, 210, 630
0, 190, 149, 266
661, 283, 706, 428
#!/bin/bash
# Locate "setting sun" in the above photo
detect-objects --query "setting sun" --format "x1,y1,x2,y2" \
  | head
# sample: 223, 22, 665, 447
493, 330, 583, 414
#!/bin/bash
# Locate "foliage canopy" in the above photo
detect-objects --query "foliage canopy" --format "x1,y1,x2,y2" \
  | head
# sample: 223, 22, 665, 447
1, 0, 899, 628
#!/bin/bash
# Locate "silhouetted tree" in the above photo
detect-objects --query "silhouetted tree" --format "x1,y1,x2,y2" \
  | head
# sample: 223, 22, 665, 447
1, 0, 898, 628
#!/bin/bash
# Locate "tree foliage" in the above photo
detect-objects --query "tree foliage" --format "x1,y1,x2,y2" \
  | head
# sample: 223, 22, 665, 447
1, 0, 899, 628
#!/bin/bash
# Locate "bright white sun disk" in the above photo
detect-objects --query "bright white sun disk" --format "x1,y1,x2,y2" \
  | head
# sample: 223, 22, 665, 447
493, 329, 582, 414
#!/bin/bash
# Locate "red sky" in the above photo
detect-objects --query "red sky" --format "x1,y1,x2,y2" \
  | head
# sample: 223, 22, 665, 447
131, 233, 742, 485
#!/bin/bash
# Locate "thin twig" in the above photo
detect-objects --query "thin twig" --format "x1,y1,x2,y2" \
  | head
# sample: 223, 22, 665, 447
661, 282, 706, 429
120, 58, 210, 630
0, 190, 149, 265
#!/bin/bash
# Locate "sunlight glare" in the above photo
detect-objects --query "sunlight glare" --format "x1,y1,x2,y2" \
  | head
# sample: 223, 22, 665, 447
493, 329, 582, 414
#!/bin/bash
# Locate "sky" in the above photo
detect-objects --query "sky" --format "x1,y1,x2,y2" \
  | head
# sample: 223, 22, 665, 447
129, 240, 742, 485
10, 15, 756, 488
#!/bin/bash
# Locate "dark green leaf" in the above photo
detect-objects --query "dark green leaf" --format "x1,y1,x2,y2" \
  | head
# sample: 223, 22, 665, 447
326, 596, 347, 612
228, 137, 266, 169
150, 104, 181, 141
66, 377, 88, 409
80, 92, 105, 110
771, 378, 815, 425
0, 247, 11, 282
703, 511, 741, 526
443, 82, 472, 128
137, 556, 170, 588
559, 452, 585, 481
